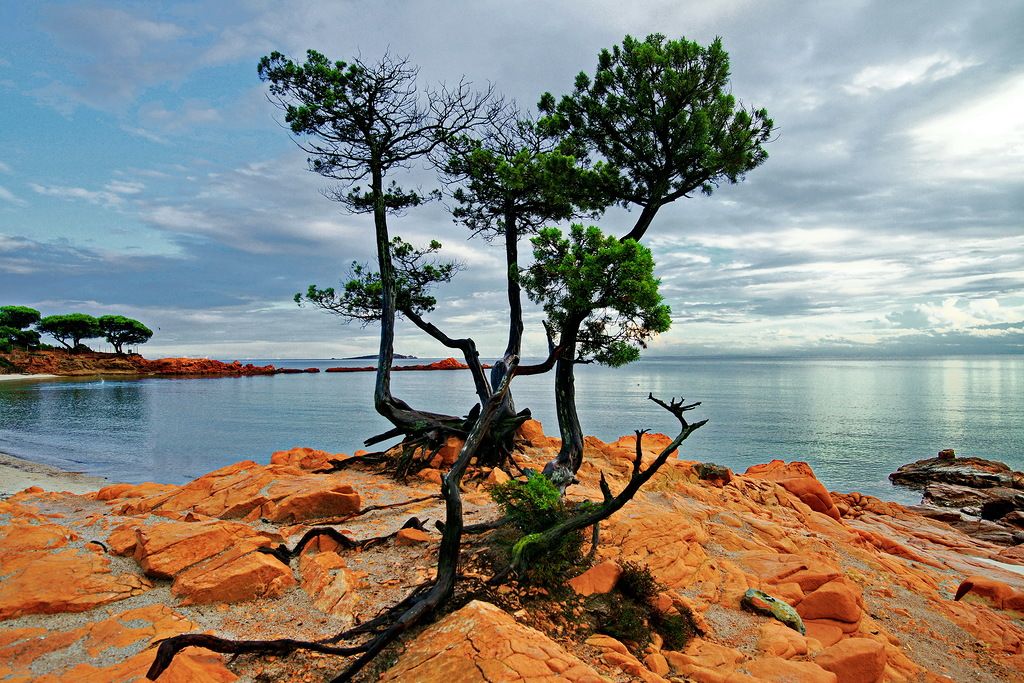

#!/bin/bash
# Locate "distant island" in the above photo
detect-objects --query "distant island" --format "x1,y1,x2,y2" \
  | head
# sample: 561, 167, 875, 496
344, 353, 418, 360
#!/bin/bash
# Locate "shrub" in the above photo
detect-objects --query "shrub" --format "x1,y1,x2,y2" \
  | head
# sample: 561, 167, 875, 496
488, 472, 586, 588
591, 592, 651, 649
654, 609, 700, 651
617, 561, 662, 603
490, 471, 564, 533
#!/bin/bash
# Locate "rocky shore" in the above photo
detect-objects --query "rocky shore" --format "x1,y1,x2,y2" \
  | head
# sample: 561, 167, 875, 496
890, 450, 1024, 551
2, 427, 1024, 682
0, 349, 491, 379
0, 349, 279, 377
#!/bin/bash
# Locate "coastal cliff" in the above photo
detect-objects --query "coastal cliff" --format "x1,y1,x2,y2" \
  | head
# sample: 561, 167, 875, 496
0, 348, 278, 377
2, 424, 1023, 682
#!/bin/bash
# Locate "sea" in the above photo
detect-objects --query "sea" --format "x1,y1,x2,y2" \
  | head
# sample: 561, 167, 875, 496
1, 356, 1021, 504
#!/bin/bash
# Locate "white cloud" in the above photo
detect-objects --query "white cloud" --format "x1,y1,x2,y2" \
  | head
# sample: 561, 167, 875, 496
845, 53, 977, 95
910, 72, 1024, 179
29, 182, 125, 208
0, 186, 26, 206
0, 161, 11, 174
105, 180, 146, 195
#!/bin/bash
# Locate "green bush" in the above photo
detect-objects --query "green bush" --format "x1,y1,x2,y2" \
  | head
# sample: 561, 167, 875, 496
654, 610, 700, 651
591, 592, 651, 649
617, 561, 662, 603
488, 472, 586, 588
490, 471, 564, 533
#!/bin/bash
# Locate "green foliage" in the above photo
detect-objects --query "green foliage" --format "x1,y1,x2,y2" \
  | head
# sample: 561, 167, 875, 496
593, 593, 651, 649
488, 472, 586, 588
0, 306, 41, 330
258, 50, 459, 215
539, 33, 773, 229
36, 314, 101, 350
521, 225, 671, 366
490, 471, 563, 533
653, 610, 700, 651
297, 237, 458, 322
444, 113, 619, 238
617, 561, 663, 603
97, 315, 153, 354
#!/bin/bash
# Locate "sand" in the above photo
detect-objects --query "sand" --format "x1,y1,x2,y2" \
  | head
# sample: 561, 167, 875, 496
0, 374, 60, 382
0, 451, 109, 498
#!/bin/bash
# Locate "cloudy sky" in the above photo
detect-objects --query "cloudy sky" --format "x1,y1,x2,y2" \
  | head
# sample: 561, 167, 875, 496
1, 0, 1022, 359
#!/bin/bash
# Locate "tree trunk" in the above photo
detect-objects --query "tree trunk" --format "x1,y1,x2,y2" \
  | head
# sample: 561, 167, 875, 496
620, 202, 660, 242
542, 322, 584, 489
371, 167, 397, 420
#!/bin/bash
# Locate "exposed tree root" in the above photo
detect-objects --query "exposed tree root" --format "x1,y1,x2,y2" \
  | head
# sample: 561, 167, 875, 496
257, 516, 430, 564
146, 634, 368, 680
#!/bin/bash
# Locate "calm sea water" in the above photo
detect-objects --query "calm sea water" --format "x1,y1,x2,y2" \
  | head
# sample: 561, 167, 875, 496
0, 357, 1021, 503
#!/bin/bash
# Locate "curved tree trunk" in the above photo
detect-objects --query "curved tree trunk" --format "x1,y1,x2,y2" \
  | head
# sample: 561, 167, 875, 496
542, 323, 584, 490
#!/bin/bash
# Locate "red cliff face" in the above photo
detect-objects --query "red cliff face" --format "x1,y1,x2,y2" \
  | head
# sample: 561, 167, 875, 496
0, 349, 277, 376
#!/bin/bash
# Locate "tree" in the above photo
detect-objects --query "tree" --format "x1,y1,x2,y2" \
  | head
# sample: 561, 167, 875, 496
540, 33, 774, 242
437, 106, 621, 463
534, 34, 773, 475
98, 315, 153, 354
0, 306, 42, 350
0, 306, 41, 330
260, 49, 497, 446
36, 314, 101, 351
521, 226, 671, 486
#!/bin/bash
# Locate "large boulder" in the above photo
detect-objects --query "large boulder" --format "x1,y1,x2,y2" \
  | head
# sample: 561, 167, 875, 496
744, 460, 842, 520
814, 638, 887, 683
890, 453, 1024, 491
107, 460, 360, 523
379, 600, 605, 682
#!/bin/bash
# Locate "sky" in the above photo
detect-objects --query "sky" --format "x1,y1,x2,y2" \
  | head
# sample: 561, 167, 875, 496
1, 0, 1022, 359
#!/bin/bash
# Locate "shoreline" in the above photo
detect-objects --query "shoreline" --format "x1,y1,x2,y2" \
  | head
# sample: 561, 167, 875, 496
0, 451, 109, 498
0, 373, 59, 382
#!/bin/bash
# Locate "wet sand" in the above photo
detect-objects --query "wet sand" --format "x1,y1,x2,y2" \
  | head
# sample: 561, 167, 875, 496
0, 451, 108, 498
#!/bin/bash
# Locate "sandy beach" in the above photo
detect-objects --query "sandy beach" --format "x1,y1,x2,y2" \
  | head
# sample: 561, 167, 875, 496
0, 374, 59, 382
0, 451, 108, 497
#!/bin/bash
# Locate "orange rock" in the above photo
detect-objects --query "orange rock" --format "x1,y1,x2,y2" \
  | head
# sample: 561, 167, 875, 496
37, 648, 237, 682
379, 600, 605, 682
955, 575, 1024, 612
568, 560, 622, 596
112, 460, 360, 523
0, 543, 151, 619
663, 638, 745, 675
815, 638, 886, 683
744, 460, 842, 520
270, 446, 344, 470
804, 620, 845, 647
395, 528, 431, 546
435, 436, 464, 466
745, 656, 837, 682
797, 580, 863, 624
172, 544, 296, 605
94, 481, 176, 501
0, 603, 235, 682
645, 652, 670, 676
298, 550, 359, 618
484, 467, 511, 486
418, 468, 443, 485
133, 519, 278, 579
757, 621, 811, 659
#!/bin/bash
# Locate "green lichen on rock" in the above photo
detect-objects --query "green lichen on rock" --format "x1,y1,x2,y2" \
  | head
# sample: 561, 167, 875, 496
740, 588, 805, 634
